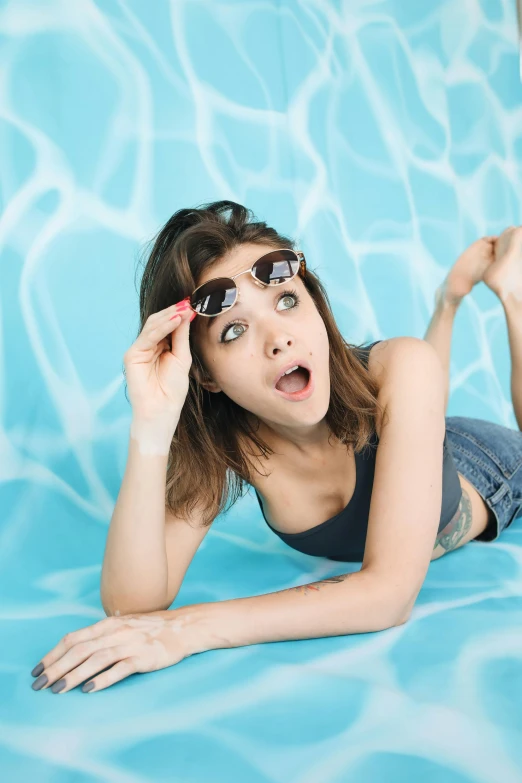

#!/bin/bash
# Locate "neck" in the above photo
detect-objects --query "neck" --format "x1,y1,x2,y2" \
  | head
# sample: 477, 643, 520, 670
252, 416, 338, 460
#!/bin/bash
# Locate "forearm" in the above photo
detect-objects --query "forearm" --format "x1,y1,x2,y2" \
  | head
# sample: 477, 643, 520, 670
100, 416, 177, 616
423, 290, 460, 413
181, 570, 406, 655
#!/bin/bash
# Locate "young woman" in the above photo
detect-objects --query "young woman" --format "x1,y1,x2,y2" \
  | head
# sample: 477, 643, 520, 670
30, 202, 522, 695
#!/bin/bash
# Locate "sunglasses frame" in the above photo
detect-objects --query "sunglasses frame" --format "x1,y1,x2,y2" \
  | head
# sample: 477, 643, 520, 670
188, 248, 306, 318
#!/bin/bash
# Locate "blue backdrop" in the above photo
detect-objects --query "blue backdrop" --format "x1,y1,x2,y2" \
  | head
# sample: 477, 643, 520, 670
2, 1, 522, 781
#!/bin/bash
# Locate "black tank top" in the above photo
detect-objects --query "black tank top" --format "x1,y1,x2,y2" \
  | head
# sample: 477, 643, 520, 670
254, 340, 463, 562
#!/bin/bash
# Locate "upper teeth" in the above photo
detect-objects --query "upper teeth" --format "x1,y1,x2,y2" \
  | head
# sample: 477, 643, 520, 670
282, 365, 299, 376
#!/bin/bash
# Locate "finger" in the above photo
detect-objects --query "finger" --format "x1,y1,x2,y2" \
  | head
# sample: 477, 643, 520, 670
151, 298, 191, 320
170, 309, 195, 363
142, 301, 191, 333
157, 337, 171, 353
47, 646, 134, 694
32, 635, 128, 692
32, 616, 118, 675
169, 307, 195, 322
173, 296, 191, 308
81, 657, 139, 693
132, 304, 192, 354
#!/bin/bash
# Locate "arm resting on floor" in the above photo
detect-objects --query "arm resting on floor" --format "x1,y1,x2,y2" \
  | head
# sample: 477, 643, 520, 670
178, 568, 408, 656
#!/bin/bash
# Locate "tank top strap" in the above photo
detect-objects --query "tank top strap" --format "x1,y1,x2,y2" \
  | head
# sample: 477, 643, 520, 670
355, 340, 383, 369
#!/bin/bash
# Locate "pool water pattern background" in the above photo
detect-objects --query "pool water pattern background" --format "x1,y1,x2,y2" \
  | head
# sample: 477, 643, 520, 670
2, 0, 522, 781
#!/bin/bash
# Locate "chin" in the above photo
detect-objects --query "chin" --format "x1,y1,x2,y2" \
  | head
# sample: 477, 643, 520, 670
285, 388, 330, 423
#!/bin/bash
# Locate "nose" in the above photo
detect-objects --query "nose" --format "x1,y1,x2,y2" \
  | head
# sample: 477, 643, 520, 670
270, 337, 293, 356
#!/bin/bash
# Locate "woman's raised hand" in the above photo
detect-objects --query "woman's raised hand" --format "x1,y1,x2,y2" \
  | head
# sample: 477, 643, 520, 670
123, 298, 196, 422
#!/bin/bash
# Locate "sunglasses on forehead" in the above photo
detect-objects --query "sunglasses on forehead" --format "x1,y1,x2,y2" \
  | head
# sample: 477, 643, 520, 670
186, 248, 306, 318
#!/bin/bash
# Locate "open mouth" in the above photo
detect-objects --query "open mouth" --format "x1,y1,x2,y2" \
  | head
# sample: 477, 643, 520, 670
274, 366, 313, 401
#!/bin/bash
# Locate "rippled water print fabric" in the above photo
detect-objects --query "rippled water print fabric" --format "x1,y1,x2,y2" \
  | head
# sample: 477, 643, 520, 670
1, 1, 522, 781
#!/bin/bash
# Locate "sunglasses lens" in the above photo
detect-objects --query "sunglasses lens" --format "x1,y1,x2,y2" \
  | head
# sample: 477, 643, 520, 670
190, 278, 237, 316
190, 250, 300, 317
253, 250, 299, 285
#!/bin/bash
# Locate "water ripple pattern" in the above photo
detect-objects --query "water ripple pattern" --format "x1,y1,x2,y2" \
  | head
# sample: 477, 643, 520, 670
1, 0, 522, 781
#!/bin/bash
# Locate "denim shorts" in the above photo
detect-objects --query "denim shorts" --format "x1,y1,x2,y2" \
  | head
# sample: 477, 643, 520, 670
445, 416, 522, 542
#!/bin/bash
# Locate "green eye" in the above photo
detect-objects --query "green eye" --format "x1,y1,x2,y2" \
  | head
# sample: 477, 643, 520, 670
220, 289, 301, 344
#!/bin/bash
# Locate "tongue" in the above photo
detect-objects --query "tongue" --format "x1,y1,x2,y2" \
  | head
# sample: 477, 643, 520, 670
275, 367, 309, 393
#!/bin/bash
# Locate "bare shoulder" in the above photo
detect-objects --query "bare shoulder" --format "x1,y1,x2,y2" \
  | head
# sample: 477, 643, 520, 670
368, 337, 443, 438
368, 336, 439, 393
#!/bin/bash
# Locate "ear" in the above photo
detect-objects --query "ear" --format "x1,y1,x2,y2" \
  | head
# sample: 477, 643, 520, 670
190, 363, 222, 394
200, 379, 222, 394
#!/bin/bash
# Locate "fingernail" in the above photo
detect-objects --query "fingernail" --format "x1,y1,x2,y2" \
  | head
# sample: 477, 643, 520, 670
189, 311, 196, 322
32, 674, 48, 690
82, 681, 95, 693
51, 678, 66, 694
31, 662, 44, 677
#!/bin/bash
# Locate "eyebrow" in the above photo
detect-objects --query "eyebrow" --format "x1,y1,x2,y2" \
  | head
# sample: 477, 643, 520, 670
205, 302, 242, 333
204, 299, 250, 332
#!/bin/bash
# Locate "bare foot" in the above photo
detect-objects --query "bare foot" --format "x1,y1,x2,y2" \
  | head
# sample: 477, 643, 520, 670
483, 227, 522, 304
436, 236, 497, 307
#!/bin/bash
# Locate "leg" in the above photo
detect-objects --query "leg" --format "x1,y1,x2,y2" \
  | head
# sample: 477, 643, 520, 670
423, 236, 496, 414
483, 227, 522, 430
503, 297, 522, 430
423, 294, 459, 415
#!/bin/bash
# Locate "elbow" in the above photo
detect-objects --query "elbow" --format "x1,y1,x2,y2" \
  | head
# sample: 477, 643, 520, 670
100, 591, 172, 618
101, 600, 172, 617
99, 586, 124, 617
101, 599, 122, 618
387, 596, 416, 628
377, 607, 411, 631
100, 572, 172, 616
359, 571, 415, 630
391, 608, 412, 627
372, 588, 415, 629
100, 594, 126, 617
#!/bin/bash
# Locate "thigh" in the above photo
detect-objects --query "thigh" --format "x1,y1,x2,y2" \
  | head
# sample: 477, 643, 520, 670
445, 416, 522, 542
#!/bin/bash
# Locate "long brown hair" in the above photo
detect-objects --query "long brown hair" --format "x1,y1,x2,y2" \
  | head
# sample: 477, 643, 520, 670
131, 200, 386, 527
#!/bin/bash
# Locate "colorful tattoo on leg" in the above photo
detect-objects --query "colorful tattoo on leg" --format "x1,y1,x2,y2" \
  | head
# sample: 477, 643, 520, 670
433, 488, 473, 552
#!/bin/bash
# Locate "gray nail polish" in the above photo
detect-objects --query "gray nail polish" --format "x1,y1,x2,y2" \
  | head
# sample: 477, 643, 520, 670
32, 674, 48, 690
31, 662, 44, 677
51, 679, 66, 694
82, 681, 95, 693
